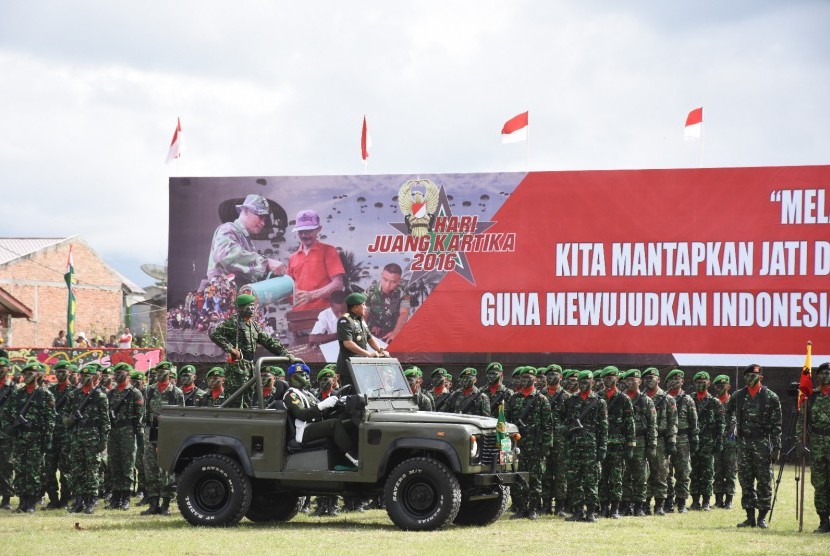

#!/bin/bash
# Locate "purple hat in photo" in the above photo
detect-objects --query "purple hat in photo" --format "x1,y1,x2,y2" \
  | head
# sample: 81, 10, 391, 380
292, 209, 321, 232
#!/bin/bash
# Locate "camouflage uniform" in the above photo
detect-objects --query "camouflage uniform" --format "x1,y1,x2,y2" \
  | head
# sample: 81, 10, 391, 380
197, 389, 228, 407
428, 368, 453, 412
690, 384, 725, 508
713, 376, 738, 508
797, 366, 830, 533
365, 281, 410, 338
666, 373, 698, 513
622, 375, 657, 514
206, 215, 270, 286
600, 380, 635, 511
562, 375, 608, 521
0, 369, 15, 507
644, 374, 677, 513
210, 311, 290, 408
142, 381, 184, 512
107, 382, 144, 507
542, 383, 570, 513
506, 369, 553, 518
65, 381, 109, 511
483, 384, 514, 416
445, 386, 490, 417
44, 378, 75, 507
725, 367, 781, 528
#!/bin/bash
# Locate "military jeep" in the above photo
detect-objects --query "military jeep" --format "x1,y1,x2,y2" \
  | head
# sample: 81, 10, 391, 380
157, 357, 526, 531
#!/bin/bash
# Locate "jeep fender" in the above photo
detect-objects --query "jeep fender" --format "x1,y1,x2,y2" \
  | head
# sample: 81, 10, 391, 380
174, 434, 254, 476
378, 438, 462, 477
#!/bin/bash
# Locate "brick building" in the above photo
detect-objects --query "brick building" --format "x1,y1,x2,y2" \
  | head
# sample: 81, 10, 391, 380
0, 236, 144, 347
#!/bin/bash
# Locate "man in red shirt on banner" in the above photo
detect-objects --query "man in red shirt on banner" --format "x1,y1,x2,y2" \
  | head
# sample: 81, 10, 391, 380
287, 209, 345, 312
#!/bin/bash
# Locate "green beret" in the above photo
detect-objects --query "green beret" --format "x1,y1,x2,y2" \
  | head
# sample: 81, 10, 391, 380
68, 364, 79, 372
0, 357, 9, 366
562, 369, 578, 379
404, 368, 422, 378
713, 375, 730, 385
236, 293, 256, 307
693, 371, 710, 382
431, 367, 447, 379
263, 366, 285, 377
345, 292, 367, 306
666, 369, 685, 380
603, 365, 619, 374
154, 361, 173, 371
80, 365, 99, 376
179, 364, 196, 375
459, 367, 477, 377
206, 367, 225, 378
601, 367, 619, 378
622, 369, 641, 379
519, 367, 536, 376
577, 370, 594, 381
99, 366, 113, 376
406, 365, 422, 376
485, 362, 503, 373
592, 370, 603, 379
545, 364, 563, 374
52, 361, 71, 370
642, 367, 660, 378
129, 370, 144, 380
317, 368, 336, 381
22, 361, 46, 373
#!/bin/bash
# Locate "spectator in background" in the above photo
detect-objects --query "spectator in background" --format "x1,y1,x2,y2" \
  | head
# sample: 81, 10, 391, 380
106, 335, 118, 348
75, 333, 89, 348
118, 328, 133, 349
52, 330, 67, 347
309, 290, 348, 345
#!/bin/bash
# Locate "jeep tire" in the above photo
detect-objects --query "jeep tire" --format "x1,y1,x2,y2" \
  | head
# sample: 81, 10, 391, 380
245, 479, 304, 523
177, 454, 252, 527
384, 457, 461, 531
453, 485, 510, 526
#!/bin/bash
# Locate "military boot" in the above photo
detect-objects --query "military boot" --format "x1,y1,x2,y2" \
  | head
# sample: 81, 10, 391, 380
542, 500, 553, 515
702, 496, 711, 511
621, 502, 632, 516
723, 495, 733, 510
0, 495, 11, 510
756, 509, 768, 529
814, 513, 830, 534
26, 496, 37, 513
68, 495, 84, 513
609, 502, 621, 519
584, 505, 598, 523
677, 498, 688, 514
45, 488, 61, 509
525, 508, 539, 520
566, 506, 585, 521
654, 498, 666, 516
108, 491, 121, 510
119, 491, 131, 511
665, 496, 675, 513
690, 496, 701, 511
601, 502, 610, 518
83, 495, 95, 514
159, 497, 172, 516
136, 492, 150, 506
554, 499, 567, 517
714, 493, 723, 508
644, 497, 653, 515
737, 507, 756, 527
140, 496, 159, 516
634, 502, 646, 517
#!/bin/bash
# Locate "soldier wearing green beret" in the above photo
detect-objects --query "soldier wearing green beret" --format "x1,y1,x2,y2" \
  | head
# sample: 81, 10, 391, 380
106, 362, 144, 510
563, 369, 579, 395
726, 364, 781, 529
563, 370, 608, 522
0, 357, 14, 509
796, 361, 830, 533
664, 369, 699, 514
541, 364, 570, 516
257, 366, 288, 408
141, 362, 183, 516
592, 370, 604, 395
64, 363, 108, 514
429, 368, 453, 412
597, 366, 635, 518
99, 366, 115, 392
43, 361, 74, 509
336, 292, 389, 379
689, 371, 724, 511
620, 369, 656, 517
1, 362, 55, 513
507, 367, 553, 519
711, 374, 737, 509
405, 368, 434, 412
210, 293, 294, 408
129, 370, 147, 504
483, 362, 513, 416
509, 366, 524, 391
177, 365, 204, 407
445, 368, 489, 417
642, 367, 677, 516
198, 368, 228, 407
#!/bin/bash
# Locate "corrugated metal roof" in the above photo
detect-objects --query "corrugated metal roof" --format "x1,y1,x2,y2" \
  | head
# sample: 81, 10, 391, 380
0, 237, 67, 266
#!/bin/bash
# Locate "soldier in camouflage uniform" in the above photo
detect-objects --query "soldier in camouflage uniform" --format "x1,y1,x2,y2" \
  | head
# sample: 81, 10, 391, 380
365, 263, 411, 343
141, 362, 184, 516
506, 367, 552, 519
482, 362, 512, 415
446, 368, 489, 416
642, 367, 677, 516
64, 363, 109, 514
563, 370, 608, 522
205, 193, 284, 286
620, 369, 656, 516
130, 370, 147, 503
106, 362, 144, 511
665, 369, 698, 514
690, 371, 725, 511
178, 365, 204, 407
712, 374, 738, 509
44, 361, 75, 509
563, 369, 579, 395
599, 366, 635, 518
541, 364, 570, 516
198, 368, 229, 407
0, 357, 15, 510
1, 362, 55, 513
258, 366, 289, 408
797, 361, 830, 533
725, 364, 781, 529
592, 370, 604, 395
405, 367, 434, 411
429, 368, 452, 412
210, 293, 293, 407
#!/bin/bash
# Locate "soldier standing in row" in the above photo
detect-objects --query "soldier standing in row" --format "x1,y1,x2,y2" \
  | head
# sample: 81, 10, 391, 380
178, 365, 203, 407
712, 374, 738, 509
665, 369, 698, 514
797, 361, 830, 533
506, 367, 552, 520
0, 357, 15, 510
563, 370, 608, 522
642, 367, 677, 516
446, 368, 490, 416
65, 363, 109, 514
197, 368, 228, 407
726, 364, 781, 529
429, 368, 452, 412
563, 369, 579, 395
106, 362, 144, 511
44, 360, 74, 509
404, 367, 434, 411
141, 362, 184, 516
130, 370, 147, 504
1, 362, 55, 513
599, 366, 634, 518
690, 371, 725, 511
541, 364, 569, 516
621, 369, 656, 517
482, 362, 512, 416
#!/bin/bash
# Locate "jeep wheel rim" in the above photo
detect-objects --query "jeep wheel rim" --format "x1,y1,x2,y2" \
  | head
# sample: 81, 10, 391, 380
403, 480, 437, 515
196, 476, 229, 511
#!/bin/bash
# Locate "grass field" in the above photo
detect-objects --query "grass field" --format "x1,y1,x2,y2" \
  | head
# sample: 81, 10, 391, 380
0, 467, 825, 555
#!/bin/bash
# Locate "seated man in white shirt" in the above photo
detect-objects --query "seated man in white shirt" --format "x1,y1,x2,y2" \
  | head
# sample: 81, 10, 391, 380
308, 290, 348, 345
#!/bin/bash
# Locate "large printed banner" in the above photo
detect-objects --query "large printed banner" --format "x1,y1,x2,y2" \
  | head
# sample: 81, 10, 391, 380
167, 167, 830, 366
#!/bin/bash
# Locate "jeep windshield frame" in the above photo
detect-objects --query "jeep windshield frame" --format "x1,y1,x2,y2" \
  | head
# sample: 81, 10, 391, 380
347, 357, 413, 400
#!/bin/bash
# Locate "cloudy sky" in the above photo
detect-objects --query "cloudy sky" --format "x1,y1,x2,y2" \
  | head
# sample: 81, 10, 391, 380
1, 1, 827, 287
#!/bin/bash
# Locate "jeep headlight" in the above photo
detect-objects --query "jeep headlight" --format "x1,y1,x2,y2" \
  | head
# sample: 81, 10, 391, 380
470, 435, 480, 463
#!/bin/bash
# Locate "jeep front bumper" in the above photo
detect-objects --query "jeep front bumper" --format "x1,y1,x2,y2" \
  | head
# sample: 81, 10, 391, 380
473, 471, 529, 486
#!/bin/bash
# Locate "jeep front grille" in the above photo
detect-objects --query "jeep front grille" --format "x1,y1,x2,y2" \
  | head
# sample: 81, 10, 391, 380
480, 433, 499, 465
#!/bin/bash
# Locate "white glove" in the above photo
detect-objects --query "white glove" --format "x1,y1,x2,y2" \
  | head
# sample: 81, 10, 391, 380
318, 396, 339, 410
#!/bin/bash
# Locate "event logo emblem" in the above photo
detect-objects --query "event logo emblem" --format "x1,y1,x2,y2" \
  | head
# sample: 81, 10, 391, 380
367, 178, 515, 285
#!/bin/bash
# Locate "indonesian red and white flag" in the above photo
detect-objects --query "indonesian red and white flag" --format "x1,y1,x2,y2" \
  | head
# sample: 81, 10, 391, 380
166, 118, 183, 163
501, 111, 529, 143
361, 115, 372, 161
684, 107, 703, 139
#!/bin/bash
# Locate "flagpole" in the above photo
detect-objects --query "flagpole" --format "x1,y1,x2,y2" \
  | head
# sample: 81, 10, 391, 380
525, 124, 530, 172
699, 122, 704, 168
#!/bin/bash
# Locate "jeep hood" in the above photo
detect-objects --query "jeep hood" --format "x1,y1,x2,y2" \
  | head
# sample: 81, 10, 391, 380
367, 410, 498, 430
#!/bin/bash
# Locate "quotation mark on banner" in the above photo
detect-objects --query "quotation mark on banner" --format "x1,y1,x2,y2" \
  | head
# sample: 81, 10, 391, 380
770, 190, 783, 202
